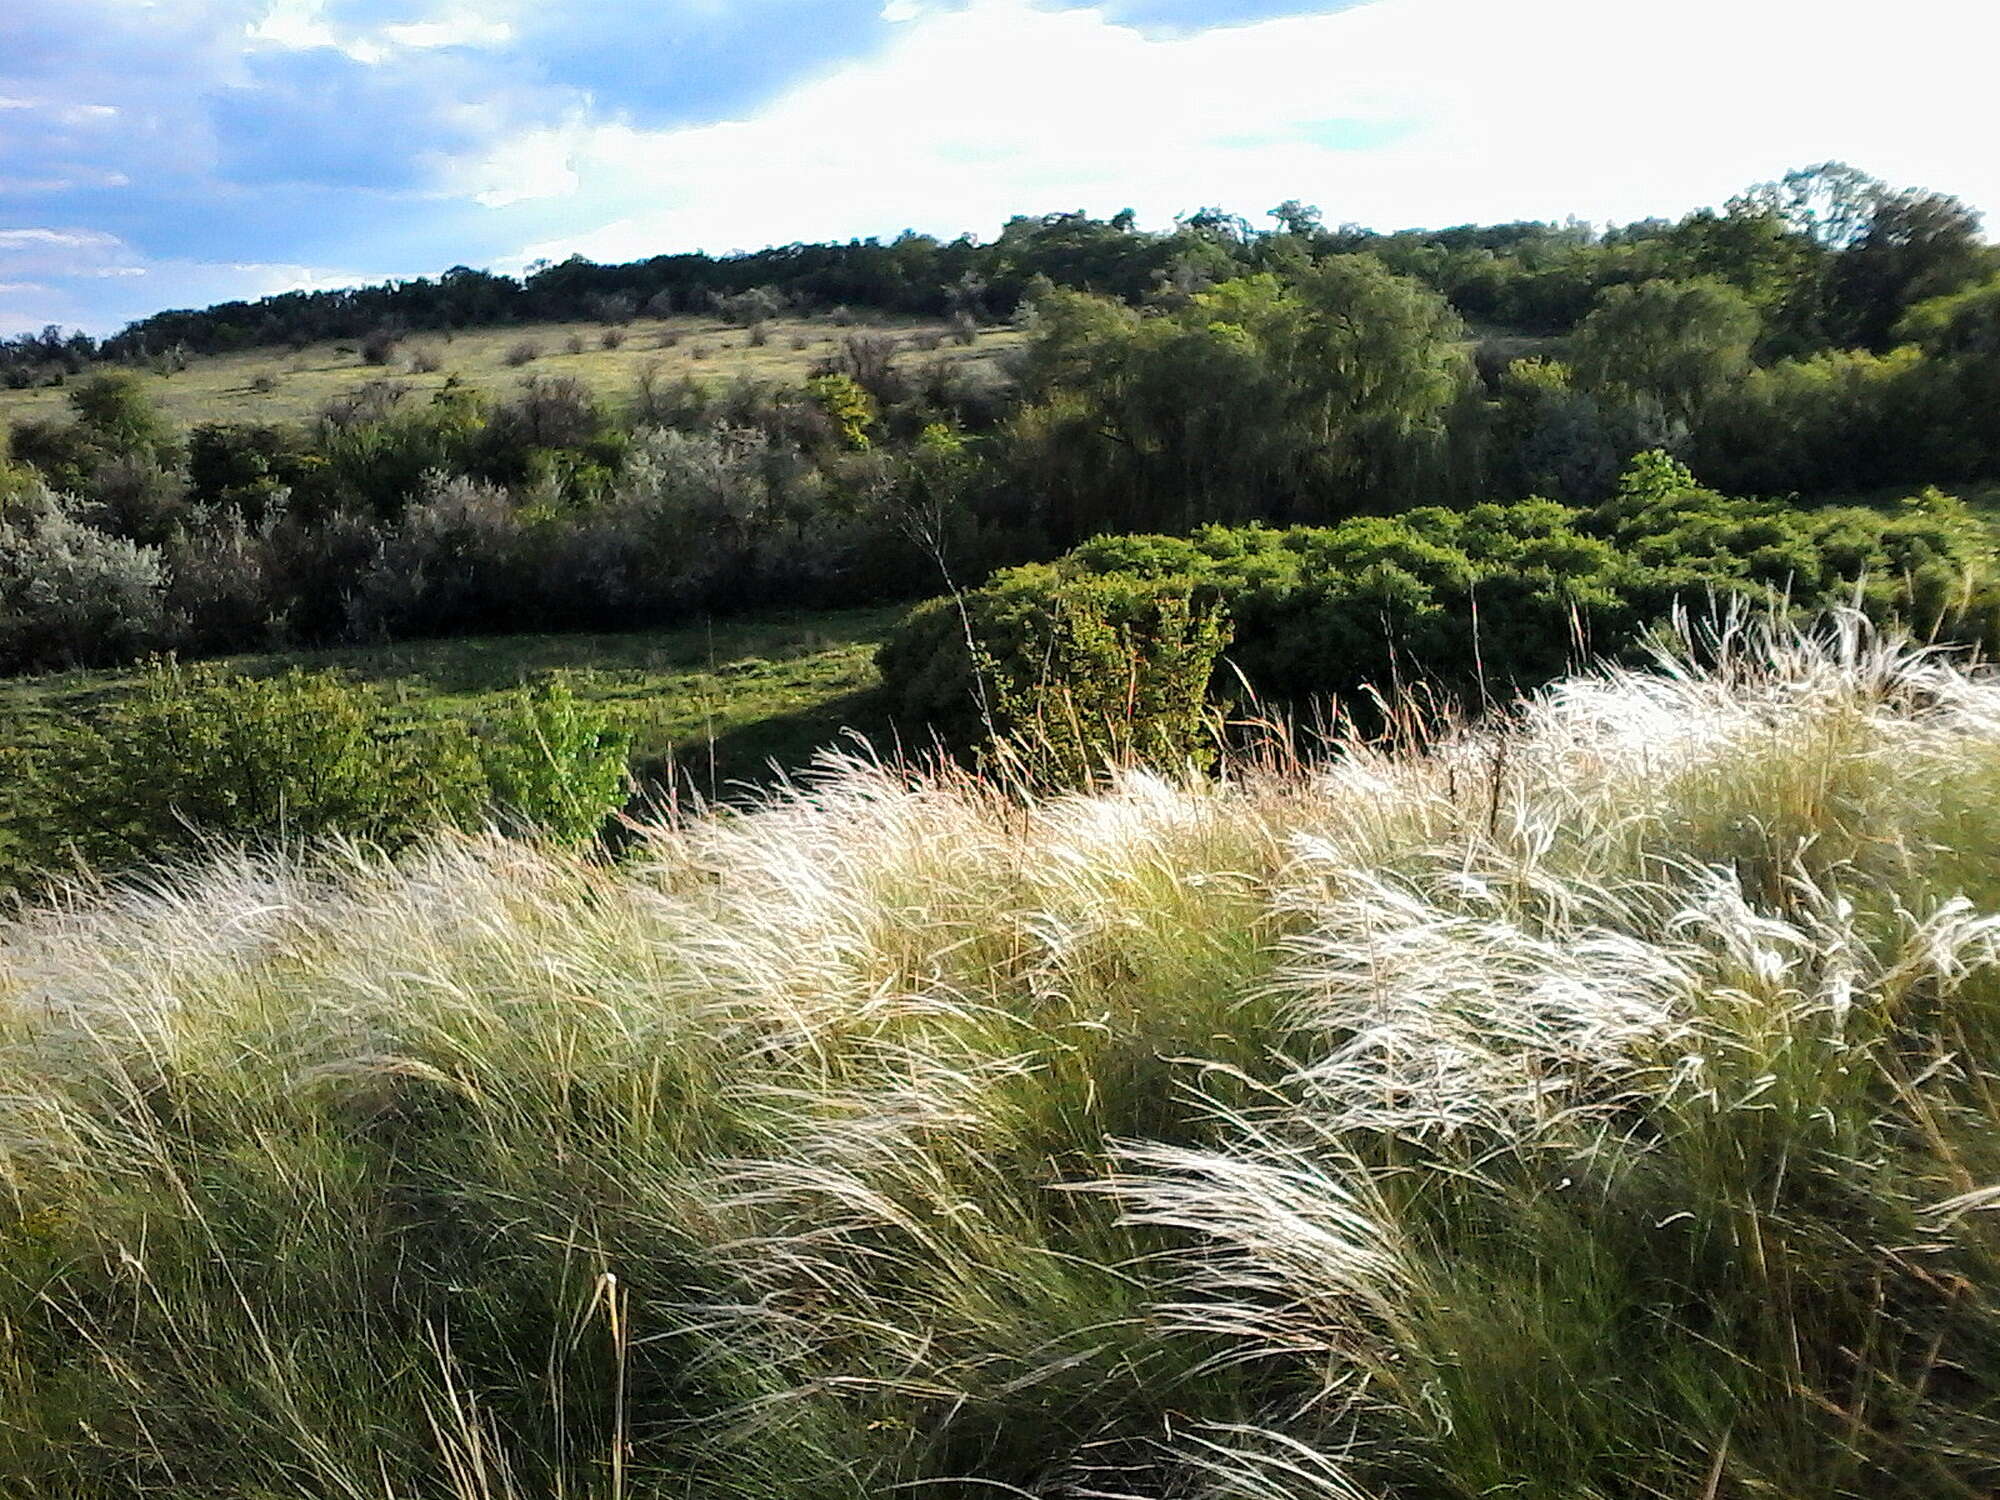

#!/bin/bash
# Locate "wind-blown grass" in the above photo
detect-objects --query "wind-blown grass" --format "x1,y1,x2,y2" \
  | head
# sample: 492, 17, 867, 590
2, 618, 1999, 1498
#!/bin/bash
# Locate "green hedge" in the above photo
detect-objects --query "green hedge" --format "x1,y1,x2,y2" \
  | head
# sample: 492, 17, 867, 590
879, 454, 2000, 753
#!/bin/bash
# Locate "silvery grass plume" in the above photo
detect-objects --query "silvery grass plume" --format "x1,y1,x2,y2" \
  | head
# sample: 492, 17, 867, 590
0, 618, 1998, 1498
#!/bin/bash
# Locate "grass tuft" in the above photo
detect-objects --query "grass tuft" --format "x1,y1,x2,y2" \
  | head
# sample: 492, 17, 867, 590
3, 619, 1999, 1496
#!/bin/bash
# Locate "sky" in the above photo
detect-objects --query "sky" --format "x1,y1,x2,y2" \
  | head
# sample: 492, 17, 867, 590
2, 0, 1997, 337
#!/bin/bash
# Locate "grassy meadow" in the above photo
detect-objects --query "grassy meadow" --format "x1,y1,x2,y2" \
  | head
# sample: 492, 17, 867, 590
0, 313, 1023, 429
2, 621, 1998, 1497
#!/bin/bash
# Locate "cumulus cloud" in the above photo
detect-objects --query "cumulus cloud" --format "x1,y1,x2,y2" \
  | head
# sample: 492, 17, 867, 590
493, 0, 2000, 270
2, 0, 1997, 335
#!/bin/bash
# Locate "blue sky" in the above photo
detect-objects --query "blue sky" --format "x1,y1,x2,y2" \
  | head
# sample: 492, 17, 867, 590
2, 0, 1994, 336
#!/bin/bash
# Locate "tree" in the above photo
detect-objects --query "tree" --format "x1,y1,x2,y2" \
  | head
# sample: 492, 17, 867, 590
1827, 188, 1989, 350
1006, 258, 1473, 539
1570, 278, 1760, 427
1648, 205, 1824, 349
1734, 161, 1886, 250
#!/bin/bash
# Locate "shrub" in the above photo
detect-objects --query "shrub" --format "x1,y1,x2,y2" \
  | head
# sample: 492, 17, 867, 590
0, 489, 169, 672
163, 513, 286, 655
346, 473, 530, 639
504, 339, 542, 368
600, 328, 627, 351
187, 421, 308, 521
590, 292, 638, 326
408, 346, 443, 374
475, 676, 631, 843
881, 453, 2000, 755
7, 659, 489, 877
360, 328, 401, 366
715, 285, 785, 328
806, 372, 877, 451
985, 578, 1232, 785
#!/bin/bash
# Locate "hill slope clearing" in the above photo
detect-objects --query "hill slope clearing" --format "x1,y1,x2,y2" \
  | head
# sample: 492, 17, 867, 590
0, 313, 1022, 430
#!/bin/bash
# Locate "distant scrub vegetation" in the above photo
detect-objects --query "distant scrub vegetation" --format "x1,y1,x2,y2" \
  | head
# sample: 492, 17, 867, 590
1, 159, 1998, 798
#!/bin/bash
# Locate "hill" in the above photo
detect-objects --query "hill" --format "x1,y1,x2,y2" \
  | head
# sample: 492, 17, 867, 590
1, 625, 1996, 1495
0, 312, 1021, 430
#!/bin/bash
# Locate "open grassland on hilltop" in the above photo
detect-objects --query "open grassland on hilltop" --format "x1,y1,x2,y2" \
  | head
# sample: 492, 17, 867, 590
2, 623, 1999, 1497
0, 313, 1024, 429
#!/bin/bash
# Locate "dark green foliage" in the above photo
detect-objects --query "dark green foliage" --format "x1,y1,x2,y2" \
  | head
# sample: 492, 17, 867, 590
1007, 261, 1474, 540
884, 574, 1231, 783
5, 166, 1999, 689
186, 421, 311, 521
1826, 187, 1989, 350
882, 455, 2000, 750
1569, 277, 1761, 427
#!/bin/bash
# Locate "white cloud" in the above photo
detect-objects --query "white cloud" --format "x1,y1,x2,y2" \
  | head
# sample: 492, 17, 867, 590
473, 0, 2000, 270
248, 0, 515, 63
382, 14, 517, 50
0, 228, 127, 252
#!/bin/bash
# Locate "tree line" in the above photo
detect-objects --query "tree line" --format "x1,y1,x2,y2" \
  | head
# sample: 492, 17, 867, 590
2, 161, 1988, 384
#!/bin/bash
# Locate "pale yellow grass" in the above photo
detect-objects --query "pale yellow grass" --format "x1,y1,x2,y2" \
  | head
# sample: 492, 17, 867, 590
0, 314, 1024, 431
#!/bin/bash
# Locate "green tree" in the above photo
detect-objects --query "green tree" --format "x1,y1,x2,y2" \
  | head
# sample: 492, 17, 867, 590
1007, 258, 1473, 539
1570, 278, 1760, 427
1827, 188, 1989, 350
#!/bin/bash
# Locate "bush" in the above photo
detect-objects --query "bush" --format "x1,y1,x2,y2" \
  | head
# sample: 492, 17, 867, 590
5, 661, 635, 883
715, 286, 785, 328
985, 578, 1232, 784
0, 489, 169, 672
476, 677, 631, 843
504, 339, 542, 368
7, 659, 489, 877
346, 472, 530, 639
881, 453, 2000, 755
360, 328, 401, 366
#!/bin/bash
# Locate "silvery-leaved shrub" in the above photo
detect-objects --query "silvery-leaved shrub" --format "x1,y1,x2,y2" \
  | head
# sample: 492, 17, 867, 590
0, 485, 169, 672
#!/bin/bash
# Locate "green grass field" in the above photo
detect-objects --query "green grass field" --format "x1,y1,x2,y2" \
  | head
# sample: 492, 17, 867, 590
0, 313, 1024, 430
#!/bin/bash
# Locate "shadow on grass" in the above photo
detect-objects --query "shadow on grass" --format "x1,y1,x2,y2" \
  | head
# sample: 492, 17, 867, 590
638, 686, 898, 806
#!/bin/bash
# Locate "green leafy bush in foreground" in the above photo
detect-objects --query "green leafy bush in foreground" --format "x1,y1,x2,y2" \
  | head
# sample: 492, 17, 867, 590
880, 453, 2000, 759
2, 659, 630, 885
1, 624, 1998, 1497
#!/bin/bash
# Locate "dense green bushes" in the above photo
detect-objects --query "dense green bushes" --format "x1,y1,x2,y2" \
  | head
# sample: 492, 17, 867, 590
881, 454, 2000, 759
1, 661, 631, 888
